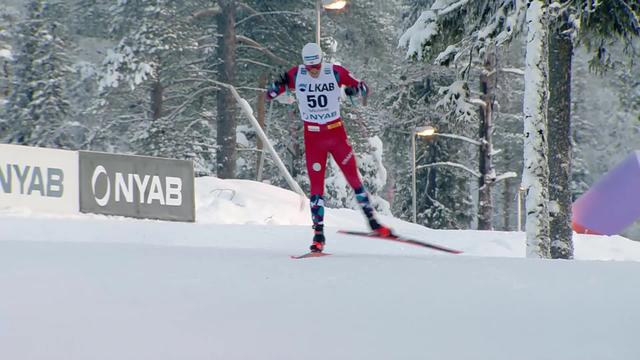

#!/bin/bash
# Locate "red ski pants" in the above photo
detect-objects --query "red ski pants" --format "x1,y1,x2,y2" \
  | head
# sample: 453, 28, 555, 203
303, 119, 363, 195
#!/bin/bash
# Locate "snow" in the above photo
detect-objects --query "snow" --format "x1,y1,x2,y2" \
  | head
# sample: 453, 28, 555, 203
502, 67, 526, 76
1, 176, 640, 360
398, 11, 439, 60
0, 49, 12, 60
494, 170, 518, 183
431, 0, 471, 16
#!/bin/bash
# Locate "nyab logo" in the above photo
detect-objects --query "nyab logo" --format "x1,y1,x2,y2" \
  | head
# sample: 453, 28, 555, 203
90, 165, 183, 207
0, 163, 65, 198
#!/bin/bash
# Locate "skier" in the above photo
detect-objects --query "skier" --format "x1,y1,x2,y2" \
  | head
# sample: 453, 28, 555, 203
267, 43, 392, 253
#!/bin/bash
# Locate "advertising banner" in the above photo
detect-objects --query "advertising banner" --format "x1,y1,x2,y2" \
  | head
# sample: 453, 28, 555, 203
79, 151, 195, 222
0, 144, 79, 213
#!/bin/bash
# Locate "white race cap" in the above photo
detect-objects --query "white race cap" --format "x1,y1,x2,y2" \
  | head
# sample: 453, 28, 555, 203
301, 43, 322, 65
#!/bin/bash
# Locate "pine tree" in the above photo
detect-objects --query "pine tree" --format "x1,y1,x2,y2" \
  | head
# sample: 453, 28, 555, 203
399, 0, 525, 230
379, 62, 474, 229
97, 0, 215, 173
0, 5, 17, 136
491, 42, 526, 231
69, 0, 111, 38
3, 0, 75, 148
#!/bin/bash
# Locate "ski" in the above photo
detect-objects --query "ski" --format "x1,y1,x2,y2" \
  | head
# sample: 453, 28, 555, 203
337, 230, 463, 254
291, 252, 332, 259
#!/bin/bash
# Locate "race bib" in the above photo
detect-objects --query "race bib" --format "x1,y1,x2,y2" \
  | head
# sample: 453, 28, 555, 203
295, 64, 341, 124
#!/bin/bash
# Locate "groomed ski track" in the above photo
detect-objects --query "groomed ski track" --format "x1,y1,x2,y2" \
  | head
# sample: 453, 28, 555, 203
1, 214, 640, 360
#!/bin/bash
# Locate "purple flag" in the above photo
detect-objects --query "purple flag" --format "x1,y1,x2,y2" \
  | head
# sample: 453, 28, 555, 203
572, 151, 640, 235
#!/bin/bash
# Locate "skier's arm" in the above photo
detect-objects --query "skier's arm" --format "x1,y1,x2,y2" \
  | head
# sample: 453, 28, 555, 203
266, 66, 298, 100
333, 64, 369, 98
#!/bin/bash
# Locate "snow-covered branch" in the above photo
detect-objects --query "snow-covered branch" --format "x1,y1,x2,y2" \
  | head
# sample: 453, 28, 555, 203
619, 0, 640, 30
237, 2, 259, 16
416, 161, 481, 178
400, 0, 528, 61
190, 7, 221, 20
236, 35, 288, 65
398, 11, 439, 60
435, 132, 482, 146
165, 85, 220, 121
494, 171, 518, 183
238, 58, 275, 69
469, 98, 487, 107
501, 67, 525, 76
432, 0, 472, 16
236, 11, 302, 27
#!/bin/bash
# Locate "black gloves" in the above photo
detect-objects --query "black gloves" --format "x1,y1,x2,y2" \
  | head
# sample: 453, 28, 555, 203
345, 86, 357, 96
345, 82, 369, 97
274, 72, 289, 88
267, 72, 290, 100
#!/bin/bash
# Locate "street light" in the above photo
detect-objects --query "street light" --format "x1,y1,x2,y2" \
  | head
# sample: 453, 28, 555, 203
411, 125, 484, 223
517, 185, 525, 232
412, 126, 436, 223
411, 125, 517, 229
316, 0, 348, 45
323, 0, 348, 9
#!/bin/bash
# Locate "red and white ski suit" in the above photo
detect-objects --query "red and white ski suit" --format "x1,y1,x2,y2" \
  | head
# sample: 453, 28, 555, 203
270, 63, 367, 196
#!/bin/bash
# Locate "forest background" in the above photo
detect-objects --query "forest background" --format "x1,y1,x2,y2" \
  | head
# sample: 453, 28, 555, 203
1, 0, 638, 240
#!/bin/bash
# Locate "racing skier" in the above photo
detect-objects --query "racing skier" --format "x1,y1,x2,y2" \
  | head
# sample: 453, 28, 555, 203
267, 43, 392, 253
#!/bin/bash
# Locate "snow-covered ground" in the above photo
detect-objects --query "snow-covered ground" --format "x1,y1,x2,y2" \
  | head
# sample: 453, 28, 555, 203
1, 177, 640, 360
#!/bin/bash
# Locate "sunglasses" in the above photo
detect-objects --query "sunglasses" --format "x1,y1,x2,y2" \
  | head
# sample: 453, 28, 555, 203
305, 63, 322, 71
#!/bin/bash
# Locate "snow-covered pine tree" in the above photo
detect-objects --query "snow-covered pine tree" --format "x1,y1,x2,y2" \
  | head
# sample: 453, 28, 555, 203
0, 5, 17, 127
69, 0, 111, 38
360, 1, 477, 228
97, 0, 215, 174
3, 0, 75, 149
399, 0, 525, 230
380, 63, 474, 229
324, 133, 391, 215
577, 0, 640, 73
489, 40, 525, 231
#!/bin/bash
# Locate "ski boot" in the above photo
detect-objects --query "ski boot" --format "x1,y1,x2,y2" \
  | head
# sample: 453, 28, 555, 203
369, 218, 394, 238
310, 224, 325, 253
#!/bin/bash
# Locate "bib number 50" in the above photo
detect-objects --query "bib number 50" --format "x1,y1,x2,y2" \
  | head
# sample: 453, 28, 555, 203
307, 94, 328, 108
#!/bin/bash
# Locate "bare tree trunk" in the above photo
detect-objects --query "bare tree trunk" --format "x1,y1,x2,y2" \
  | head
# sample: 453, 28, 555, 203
548, 7, 574, 259
503, 179, 513, 231
1, 61, 9, 97
478, 45, 497, 230
523, 0, 551, 259
216, 0, 237, 179
150, 79, 163, 121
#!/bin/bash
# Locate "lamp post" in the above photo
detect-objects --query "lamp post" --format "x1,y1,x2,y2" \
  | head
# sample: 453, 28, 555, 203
316, 0, 348, 44
411, 125, 516, 229
517, 185, 525, 232
412, 126, 436, 223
